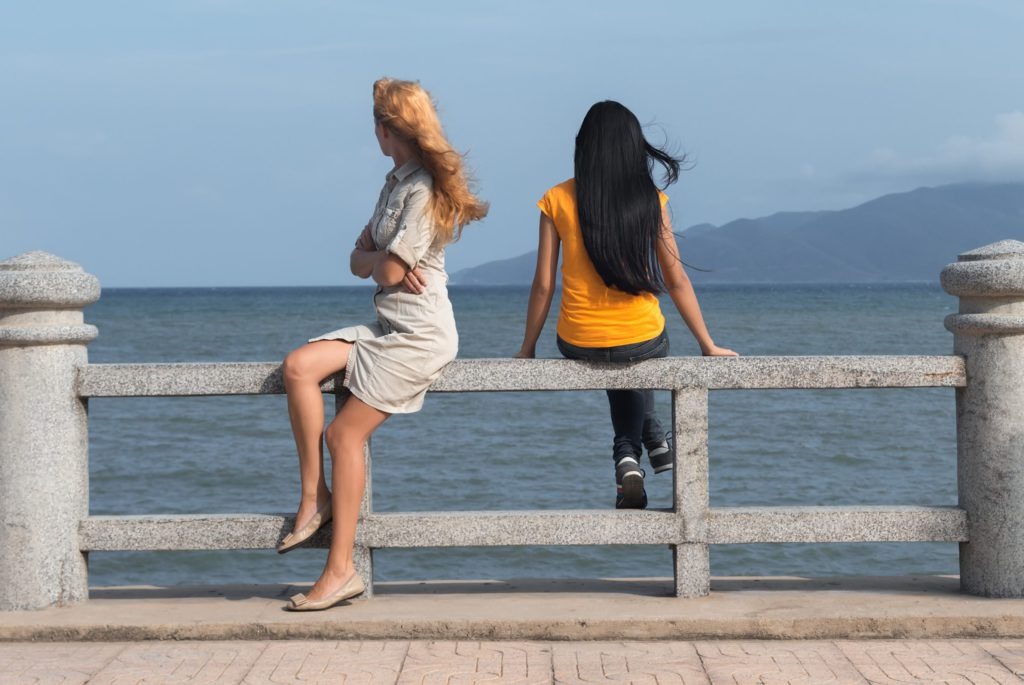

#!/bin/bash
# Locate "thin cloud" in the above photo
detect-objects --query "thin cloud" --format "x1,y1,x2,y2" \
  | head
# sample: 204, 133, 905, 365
856, 111, 1024, 184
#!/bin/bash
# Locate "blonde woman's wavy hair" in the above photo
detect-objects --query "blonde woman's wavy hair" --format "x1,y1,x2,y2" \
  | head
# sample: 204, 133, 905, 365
373, 78, 488, 245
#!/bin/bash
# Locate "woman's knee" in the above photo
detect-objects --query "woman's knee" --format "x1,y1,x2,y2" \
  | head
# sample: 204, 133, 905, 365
324, 419, 363, 455
282, 348, 310, 385
283, 345, 333, 386
283, 341, 350, 388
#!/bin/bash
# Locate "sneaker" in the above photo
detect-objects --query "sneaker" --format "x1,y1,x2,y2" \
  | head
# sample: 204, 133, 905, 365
615, 456, 648, 509
645, 432, 673, 474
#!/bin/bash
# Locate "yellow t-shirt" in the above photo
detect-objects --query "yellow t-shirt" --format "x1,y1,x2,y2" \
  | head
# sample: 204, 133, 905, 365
537, 179, 667, 348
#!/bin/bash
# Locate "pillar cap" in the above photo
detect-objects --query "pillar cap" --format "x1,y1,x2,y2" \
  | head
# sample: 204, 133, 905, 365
0, 251, 100, 309
941, 240, 1024, 298
957, 240, 1024, 262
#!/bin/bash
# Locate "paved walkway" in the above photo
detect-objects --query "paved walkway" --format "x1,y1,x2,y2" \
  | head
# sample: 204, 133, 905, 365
2, 639, 1024, 684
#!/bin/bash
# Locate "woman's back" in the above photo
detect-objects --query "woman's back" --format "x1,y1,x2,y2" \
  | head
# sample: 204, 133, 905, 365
538, 178, 666, 347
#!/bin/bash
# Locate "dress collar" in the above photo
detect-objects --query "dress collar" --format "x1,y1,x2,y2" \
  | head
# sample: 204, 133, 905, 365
388, 158, 423, 183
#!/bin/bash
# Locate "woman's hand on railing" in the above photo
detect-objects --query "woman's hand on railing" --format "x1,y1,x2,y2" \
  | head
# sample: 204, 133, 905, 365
701, 344, 739, 357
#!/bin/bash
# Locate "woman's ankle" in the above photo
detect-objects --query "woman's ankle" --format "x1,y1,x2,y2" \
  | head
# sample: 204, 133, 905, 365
300, 489, 331, 504
320, 565, 356, 585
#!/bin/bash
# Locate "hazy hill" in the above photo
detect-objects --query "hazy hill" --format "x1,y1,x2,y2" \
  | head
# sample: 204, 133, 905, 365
453, 183, 1024, 284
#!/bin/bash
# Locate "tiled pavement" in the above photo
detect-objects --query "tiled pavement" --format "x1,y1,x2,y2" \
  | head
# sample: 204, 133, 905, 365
2, 639, 1024, 684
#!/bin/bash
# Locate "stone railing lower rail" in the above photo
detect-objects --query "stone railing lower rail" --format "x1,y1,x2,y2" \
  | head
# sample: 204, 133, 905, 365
2, 240, 1023, 611
79, 506, 969, 549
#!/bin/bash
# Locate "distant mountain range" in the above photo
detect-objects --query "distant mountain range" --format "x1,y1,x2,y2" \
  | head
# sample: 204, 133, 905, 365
452, 182, 1024, 284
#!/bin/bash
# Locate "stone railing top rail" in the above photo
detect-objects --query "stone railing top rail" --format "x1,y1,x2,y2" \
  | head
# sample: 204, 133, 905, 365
78, 355, 966, 397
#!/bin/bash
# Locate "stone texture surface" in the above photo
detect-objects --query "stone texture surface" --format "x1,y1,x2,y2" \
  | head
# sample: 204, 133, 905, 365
671, 388, 711, 597
673, 389, 708, 538
88, 641, 265, 684
355, 545, 375, 600
245, 640, 407, 684
836, 640, 1021, 684
77, 355, 966, 398
0, 323, 98, 345
955, 329, 1024, 596
4, 577, 1024, 642
981, 640, 1024, 676
431, 356, 967, 392
942, 239, 1024, 297
945, 312, 1024, 335
78, 506, 967, 555
80, 510, 687, 551
673, 544, 710, 599
0, 253, 99, 611
696, 641, 866, 684
80, 513, 302, 551
4, 638, 1024, 683
0, 251, 100, 309
958, 240, 1024, 262
553, 641, 709, 684
942, 258, 1024, 297
400, 641, 552, 685
358, 510, 686, 548
0, 641, 126, 684
708, 506, 968, 543
942, 241, 1024, 598
80, 361, 290, 396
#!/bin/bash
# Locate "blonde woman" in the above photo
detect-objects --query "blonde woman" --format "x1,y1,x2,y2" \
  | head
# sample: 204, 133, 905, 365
278, 78, 487, 611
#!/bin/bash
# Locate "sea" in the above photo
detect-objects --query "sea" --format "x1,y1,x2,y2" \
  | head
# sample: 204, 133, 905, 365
85, 283, 960, 586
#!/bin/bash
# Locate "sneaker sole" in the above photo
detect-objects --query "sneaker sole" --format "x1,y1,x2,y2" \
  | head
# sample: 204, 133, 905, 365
617, 473, 646, 509
651, 462, 673, 474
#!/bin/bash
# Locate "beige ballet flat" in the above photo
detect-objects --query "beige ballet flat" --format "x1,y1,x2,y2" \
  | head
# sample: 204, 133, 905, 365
285, 573, 365, 611
276, 501, 332, 554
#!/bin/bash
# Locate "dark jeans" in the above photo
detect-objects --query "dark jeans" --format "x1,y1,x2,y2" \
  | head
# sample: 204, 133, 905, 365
557, 330, 669, 464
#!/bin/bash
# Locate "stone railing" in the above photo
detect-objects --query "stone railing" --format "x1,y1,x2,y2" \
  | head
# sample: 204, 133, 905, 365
1, 241, 1022, 611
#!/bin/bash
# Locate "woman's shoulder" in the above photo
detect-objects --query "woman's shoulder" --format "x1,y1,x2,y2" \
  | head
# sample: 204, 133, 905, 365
539, 178, 576, 210
389, 168, 433, 209
405, 166, 434, 191
537, 179, 573, 220
545, 178, 575, 197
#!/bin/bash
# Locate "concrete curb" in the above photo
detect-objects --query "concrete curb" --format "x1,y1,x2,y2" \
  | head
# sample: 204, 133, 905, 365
3, 576, 1024, 642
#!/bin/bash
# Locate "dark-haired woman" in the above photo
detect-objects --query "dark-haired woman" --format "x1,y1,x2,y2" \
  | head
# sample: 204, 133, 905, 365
516, 100, 736, 509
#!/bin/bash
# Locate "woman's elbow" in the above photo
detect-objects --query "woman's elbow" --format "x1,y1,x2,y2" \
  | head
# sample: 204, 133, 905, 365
531, 278, 553, 297
374, 274, 403, 287
372, 261, 407, 287
371, 270, 399, 287
664, 268, 692, 292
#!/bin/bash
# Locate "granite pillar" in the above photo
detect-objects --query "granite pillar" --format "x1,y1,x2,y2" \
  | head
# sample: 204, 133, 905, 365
941, 240, 1024, 597
0, 252, 99, 610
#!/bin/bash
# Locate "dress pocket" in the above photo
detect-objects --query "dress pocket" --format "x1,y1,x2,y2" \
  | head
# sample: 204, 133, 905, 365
373, 207, 404, 248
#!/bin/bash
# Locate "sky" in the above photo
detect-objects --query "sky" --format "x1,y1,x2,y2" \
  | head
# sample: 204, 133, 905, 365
2, 1, 1023, 286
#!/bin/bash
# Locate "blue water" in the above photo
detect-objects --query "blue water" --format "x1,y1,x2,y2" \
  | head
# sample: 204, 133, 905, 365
84, 283, 960, 585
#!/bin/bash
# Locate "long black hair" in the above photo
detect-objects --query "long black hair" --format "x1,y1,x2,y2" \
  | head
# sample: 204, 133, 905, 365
574, 100, 684, 295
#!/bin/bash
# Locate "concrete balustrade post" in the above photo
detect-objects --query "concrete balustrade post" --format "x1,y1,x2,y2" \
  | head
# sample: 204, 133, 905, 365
672, 388, 710, 598
0, 252, 100, 610
941, 240, 1024, 598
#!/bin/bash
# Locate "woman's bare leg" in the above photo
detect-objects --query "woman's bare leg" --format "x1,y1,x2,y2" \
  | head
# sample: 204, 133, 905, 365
303, 395, 389, 601
281, 340, 352, 533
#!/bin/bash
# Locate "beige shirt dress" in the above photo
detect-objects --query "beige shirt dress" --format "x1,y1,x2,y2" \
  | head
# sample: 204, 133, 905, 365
309, 160, 458, 414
